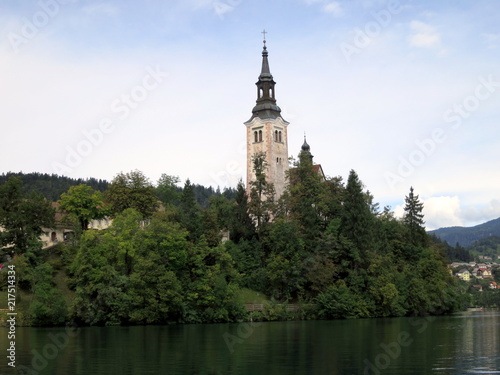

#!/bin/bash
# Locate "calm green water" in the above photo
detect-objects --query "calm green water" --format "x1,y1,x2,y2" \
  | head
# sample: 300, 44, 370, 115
1, 310, 499, 374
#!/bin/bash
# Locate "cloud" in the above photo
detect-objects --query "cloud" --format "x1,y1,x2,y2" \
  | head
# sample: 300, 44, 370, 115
323, 2, 343, 16
422, 196, 462, 230
304, 0, 343, 16
461, 199, 500, 226
395, 196, 500, 231
408, 20, 441, 48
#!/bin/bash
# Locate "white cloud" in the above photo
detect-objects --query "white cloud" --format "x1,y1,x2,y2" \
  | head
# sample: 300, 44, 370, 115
395, 196, 500, 231
423, 196, 462, 230
304, 0, 343, 16
323, 2, 343, 16
461, 200, 500, 226
408, 20, 441, 48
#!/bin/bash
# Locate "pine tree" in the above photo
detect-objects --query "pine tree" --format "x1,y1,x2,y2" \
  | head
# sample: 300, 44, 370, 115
339, 170, 374, 264
230, 180, 255, 243
403, 186, 427, 248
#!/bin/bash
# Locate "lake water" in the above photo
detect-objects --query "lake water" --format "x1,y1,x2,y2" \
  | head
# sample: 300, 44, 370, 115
1, 310, 499, 374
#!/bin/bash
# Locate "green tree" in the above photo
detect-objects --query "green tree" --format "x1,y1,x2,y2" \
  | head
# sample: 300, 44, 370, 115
248, 152, 275, 229
105, 170, 159, 219
403, 187, 427, 248
0, 176, 55, 255
229, 180, 255, 243
58, 184, 107, 231
286, 150, 326, 240
264, 220, 306, 300
70, 229, 130, 325
156, 173, 181, 207
29, 263, 67, 326
339, 170, 374, 267
179, 179, 203, 242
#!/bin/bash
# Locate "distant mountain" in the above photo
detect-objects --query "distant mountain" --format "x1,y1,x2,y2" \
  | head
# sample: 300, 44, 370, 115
428, 217, 500, 247
468, 236, 500, 257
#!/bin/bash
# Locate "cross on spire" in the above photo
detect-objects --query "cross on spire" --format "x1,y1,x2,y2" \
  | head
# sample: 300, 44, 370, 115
262, 29, 267, 44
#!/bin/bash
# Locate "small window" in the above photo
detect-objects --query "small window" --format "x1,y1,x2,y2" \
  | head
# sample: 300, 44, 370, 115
254, 131, 258, 143
259, 130, 263, 142
279, 131, 282, 143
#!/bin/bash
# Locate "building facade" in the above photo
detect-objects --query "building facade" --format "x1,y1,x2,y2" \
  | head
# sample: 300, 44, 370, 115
244, 39, 289, 199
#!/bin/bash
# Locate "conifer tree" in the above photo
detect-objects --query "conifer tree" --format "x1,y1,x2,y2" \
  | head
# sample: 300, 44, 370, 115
339, 170, 374, 264
230, 180, 255, 243
403, 186, 427, 248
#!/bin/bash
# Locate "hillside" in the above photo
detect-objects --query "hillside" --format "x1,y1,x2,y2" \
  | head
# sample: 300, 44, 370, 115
428, 217, 500, 247
0, 172, 108, 201
468, 236, 500, 258
0, 171, 236, 208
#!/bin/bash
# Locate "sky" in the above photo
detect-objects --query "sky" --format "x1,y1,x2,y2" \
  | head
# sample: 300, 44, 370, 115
1, 0, 499, 230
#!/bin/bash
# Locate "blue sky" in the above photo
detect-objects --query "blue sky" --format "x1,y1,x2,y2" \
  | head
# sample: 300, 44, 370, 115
1, 0, 500, 230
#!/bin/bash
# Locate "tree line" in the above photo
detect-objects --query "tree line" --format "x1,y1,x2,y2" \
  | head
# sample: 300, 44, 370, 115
0, 151, 470, 326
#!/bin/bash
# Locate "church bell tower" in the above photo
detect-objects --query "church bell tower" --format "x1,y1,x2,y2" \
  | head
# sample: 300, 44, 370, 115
244, 33, 289, 199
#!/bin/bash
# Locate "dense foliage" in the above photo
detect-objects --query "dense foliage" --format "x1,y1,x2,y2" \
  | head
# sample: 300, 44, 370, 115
1, 155, 469, 325
0, 176, 55, 255
0, 172, 108, 201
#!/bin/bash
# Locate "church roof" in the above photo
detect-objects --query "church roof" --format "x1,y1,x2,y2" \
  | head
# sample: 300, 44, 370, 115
246, 38, 285, 122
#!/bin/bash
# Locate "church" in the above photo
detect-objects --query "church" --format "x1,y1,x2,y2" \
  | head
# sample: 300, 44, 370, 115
244, 33, 324, 199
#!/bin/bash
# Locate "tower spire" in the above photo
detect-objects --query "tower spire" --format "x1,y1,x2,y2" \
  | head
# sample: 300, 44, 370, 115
249, 32, 283, 121
301, 134, 313, 163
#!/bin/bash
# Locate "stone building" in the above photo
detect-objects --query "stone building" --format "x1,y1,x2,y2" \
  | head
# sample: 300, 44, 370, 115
244, 38, 289, 199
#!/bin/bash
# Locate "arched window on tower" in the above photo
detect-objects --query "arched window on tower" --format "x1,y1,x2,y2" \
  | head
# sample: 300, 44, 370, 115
254, 131, 258, 143
259, 88, 264, 99
274, 130, 278, 142
258, 130, 263, 142
278, 131, 282, 143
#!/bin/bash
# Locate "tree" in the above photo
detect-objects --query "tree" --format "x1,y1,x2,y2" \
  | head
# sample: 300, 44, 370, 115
58, 184, 107, 231
248, 152, 275, 228
156, 174, 181, 207
229, 180, 255, 243
29, 263, 67, 326
286, 150, 327, 240
0, 176, 55, 255
403, 187, 427, 248
339, 170, 374, 263
105, 170, 159, 219
179, 179, 203, 242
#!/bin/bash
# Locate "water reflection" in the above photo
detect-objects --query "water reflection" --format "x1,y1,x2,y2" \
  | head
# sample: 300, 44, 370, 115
0, 310, 498, 375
